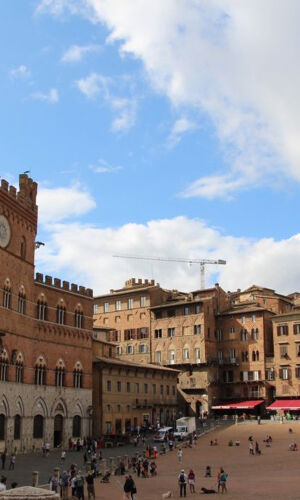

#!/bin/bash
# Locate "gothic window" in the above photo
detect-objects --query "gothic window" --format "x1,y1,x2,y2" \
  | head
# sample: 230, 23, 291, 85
55, 360, 65, 387
15, 353, 24, 383
56, 305, 66, 325
18, 291, 26, 314
3, 286, 11, 309
34, 357, 46, 385
33, 415, 44, 439
74, 310, 84, 328
37, 299, 47, 321
73, 362, 83, 388
0, 351, 9, 382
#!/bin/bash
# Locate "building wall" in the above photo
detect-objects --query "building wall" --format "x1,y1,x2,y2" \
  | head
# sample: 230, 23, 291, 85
0, 175, 93, 452
93, 279, 172, 364
272, 312, 300, 398
93, 358, 178, 436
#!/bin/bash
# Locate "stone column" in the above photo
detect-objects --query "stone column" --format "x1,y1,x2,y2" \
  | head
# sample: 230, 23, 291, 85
32, 471, 39, 487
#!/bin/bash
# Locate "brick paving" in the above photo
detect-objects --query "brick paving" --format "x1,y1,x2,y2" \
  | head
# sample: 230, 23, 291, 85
3, 423, 300, 498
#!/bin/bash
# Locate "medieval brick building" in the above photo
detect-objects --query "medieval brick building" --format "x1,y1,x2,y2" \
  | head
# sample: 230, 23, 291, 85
0, 174, 93, 452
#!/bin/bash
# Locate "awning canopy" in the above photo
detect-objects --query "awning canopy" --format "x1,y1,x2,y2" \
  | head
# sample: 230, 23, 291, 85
212, 400, 264, 410
266, 400, 300, 411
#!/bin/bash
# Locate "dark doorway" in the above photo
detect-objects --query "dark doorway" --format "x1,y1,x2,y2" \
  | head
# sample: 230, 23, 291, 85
54, 414, 63, 447
115, 419, 122, 434
14, 415, 21, 440
72, 415, 81, 438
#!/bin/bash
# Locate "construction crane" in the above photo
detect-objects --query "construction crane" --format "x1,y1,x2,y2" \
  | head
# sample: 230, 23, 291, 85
113, 254, 226, 290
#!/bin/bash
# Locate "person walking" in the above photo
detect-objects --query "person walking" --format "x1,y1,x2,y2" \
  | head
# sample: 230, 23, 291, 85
178, 469, 187, 498
249, 441, 254, 455
8, 454, 15, 471
60, 470, 69, 500
177, 448, 183, 463
85, 470, 95, 499
188, 469, 195, 493
123, 475, 135, 500
74, 471, 85, 500
1, 450, 6, 470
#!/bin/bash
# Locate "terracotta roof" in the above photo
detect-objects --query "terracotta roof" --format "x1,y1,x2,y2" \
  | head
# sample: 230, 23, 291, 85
93, 356, 179, 373
218, 305, 273, 316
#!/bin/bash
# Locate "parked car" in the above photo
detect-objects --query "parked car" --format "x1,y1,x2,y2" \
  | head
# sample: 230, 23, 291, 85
153, 426, 173, 442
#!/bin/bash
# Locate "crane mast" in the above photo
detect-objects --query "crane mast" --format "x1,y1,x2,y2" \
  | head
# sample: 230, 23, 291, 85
113, 254, 226, 289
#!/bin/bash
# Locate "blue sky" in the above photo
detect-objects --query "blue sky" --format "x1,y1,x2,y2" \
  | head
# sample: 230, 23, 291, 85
1, 0, 300, 294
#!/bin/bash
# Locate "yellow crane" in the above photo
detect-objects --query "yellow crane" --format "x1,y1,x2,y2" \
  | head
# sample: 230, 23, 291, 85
113, 254, 226, 290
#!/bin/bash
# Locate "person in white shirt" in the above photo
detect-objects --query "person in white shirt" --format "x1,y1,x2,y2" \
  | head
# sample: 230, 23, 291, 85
177, 448, 183, 463
0, 476, 7, 491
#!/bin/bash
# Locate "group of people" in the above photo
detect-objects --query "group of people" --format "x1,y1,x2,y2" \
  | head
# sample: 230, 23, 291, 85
0, 450, 16, 470
177, 466, 228, 496
49, 466, 96, 499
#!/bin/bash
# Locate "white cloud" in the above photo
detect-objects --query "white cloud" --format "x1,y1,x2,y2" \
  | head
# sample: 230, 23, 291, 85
76, 72, 110, 99
43, 0, 300, 198
167, 117, 197, 148
76, 73, 137, 131
35, 0, 94, 20
61, 44, 100, 62
35, 186, 300, 295
32, 88, 59, 103
10, 65, 31, 80
37, 184, 96, 224
89, 158, 123, 174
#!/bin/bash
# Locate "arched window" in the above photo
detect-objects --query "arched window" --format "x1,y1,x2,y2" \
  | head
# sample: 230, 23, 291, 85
0, 351, 9, 382
14, 415, 21, 440
0, 414, 5, 441
15, 353, 24, 383
37, 299, 47, 321
55, 360, 65, 387
33, 415, 44, 439
34, 357, 46, 385
20, 237, 26, 260
72, 415, 81, 438
73, 362, 83, 389
18, 289, 26, 314
3, 285, 11, 309
56, 305, 66, 325
74, 310, 84, 328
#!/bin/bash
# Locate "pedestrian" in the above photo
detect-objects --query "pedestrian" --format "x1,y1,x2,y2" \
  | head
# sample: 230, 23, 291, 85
249, 441, 254, 455
74, 471, 84, 499
219, 468, 228, 494
177, 448, 183, 463
85, 470, 95, 499
8, 454, 16, 471
49, 472, 58, 493
45, 442, 50, 456
188, 469, 195, 493
61, 450, 66, 462
60, 470, 69, 500
1, 449, 6, 470
169, 439, 174, 451
123, 475, 134, 500
0, 476, 6, 492
178, 469, 187, 498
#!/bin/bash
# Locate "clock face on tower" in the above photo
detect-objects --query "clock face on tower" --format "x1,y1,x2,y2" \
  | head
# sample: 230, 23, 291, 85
0, 215, 11, 248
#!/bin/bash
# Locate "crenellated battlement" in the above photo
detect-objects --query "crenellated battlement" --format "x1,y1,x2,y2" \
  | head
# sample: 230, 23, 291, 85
35, 272, 93, 298
0, 174, 37, 213
124, 278, 156, 288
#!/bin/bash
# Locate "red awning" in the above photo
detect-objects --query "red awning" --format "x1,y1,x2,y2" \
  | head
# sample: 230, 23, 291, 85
266, 400, 300, 411
212, 400, 264, 410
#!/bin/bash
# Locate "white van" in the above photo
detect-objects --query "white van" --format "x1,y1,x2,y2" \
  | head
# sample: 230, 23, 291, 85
153, 426, 173, 442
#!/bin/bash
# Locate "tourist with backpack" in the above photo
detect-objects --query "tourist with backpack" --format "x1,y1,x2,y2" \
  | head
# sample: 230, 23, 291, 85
178, 469, 187, 497
60, 470, 69, 500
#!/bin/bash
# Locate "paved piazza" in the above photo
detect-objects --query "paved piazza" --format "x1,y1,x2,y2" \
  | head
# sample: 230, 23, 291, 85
2, 422, 300, 498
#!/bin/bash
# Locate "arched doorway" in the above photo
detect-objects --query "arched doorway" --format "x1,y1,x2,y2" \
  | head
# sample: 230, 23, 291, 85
54, 414, 63, 447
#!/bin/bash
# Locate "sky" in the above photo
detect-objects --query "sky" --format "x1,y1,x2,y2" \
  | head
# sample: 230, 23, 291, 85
1, 0, 300, 295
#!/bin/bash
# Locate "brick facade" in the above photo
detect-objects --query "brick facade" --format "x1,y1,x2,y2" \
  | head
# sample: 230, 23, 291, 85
0, 175, 93, 452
